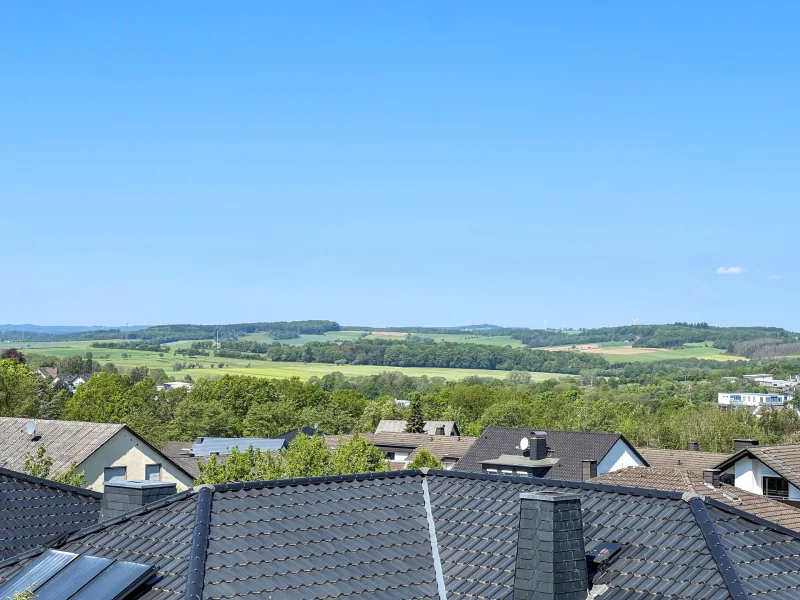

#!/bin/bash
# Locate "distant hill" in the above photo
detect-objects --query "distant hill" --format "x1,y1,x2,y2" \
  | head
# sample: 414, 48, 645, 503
0, 324, 150, 334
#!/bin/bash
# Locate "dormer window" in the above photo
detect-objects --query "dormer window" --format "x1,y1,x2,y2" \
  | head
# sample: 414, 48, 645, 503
763, 476, 789, 498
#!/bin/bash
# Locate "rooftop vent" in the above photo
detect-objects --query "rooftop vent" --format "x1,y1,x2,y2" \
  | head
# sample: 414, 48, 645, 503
514, 491, 588, 600
687, 440, 700, 452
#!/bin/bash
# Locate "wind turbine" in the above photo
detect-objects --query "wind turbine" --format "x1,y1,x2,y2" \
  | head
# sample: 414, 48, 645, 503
543, 320, 548, 331
631, 317, 639, 326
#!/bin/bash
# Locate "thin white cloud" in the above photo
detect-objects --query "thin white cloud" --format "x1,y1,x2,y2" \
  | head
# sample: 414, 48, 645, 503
768, 274, 783, 280
716, 266, 744, 275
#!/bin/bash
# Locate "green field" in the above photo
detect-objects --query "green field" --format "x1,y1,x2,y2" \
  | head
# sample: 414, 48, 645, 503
240, 330, 525, 347
598, 345, 747, 363
5, 341, 564, 382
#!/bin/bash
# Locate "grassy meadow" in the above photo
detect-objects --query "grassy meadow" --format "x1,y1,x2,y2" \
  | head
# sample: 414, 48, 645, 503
2, 340, 562, 382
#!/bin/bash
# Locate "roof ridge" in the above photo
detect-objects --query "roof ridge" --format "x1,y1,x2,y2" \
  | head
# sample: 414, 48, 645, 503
210, 468, 424, 492
0, 466, 102, 499
425, 469, 686, 500
704, 497, 800, 542
687, 497, 749, 600
185, 485, 213, 600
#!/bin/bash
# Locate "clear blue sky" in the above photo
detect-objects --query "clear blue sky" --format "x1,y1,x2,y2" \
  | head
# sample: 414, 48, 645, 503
2, 2, 798, 329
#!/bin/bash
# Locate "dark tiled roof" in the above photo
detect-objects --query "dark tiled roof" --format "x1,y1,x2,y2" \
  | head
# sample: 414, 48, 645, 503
325, 433, 477, 463
161, 442, 202, 478
592, 467, 800, 532
716, 444, 800, 490
455, 427, 646, 479
276, 427, 325, 445
638, 448, 731, 472
3, 470, 800, 598
0, 467, 101, 560
375, 420, 460, 436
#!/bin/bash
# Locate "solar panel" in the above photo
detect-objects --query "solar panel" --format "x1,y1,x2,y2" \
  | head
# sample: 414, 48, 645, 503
191, 437, 286, 456
34, 555, 112, 600
0, 550, 77, 597
70, 559, 156, 600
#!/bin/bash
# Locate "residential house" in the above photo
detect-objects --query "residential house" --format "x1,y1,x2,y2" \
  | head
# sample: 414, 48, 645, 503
636, 442, 730, 472
375, 419, 460, 436
36, 366, 58, 380
155, 381, 193, 393
3, 469, 800, 598
325, 432, 476, 469
591, 466, 800, 531
455, 427, 647, 479
0, 466, 101, 559
0, 418, 194, 492
715, 439, 800, 502
52, 374, 91, 394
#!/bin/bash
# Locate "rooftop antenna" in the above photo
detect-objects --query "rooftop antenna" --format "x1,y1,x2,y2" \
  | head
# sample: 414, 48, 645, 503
631, 317, 639, 326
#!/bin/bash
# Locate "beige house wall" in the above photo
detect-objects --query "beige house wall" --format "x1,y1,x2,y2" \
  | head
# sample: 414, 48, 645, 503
77, 429, 194, 492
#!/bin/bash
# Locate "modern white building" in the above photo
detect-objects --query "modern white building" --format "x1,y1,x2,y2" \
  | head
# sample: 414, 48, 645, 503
718, 392, 790, 408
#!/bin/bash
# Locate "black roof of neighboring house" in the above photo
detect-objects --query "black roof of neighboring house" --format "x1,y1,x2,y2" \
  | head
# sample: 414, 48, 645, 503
276, 426, 325, 445
455, 427, 648, 479
0, 467, 101, 560
2, 469, 800, 598
161, 441, 202, 478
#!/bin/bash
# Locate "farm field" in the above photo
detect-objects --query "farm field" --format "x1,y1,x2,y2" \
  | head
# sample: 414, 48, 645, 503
8, 342, 565, 382
240, 330, 524, 347
536, 342, 746, 363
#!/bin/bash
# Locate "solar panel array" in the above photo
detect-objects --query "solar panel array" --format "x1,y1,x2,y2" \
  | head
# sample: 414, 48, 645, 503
0, 549, 155, 600
190, 437, 286, 456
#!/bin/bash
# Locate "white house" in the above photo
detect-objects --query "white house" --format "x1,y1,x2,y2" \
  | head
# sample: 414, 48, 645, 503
716, 440, 800, 500
0, 417, 195, 492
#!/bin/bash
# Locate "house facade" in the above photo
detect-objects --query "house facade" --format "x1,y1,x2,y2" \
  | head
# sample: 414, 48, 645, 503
0, 418, 194, 491
716, 440, 800, 501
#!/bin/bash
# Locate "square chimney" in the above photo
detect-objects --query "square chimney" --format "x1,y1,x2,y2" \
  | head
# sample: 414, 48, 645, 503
514, 491, 588, 600
582, 460, 597, 482
687, 441, 700, 452
733, 439, 759, 452
703, 469, 721, 488
101, 479, 177, 521
528, 433, 548, 461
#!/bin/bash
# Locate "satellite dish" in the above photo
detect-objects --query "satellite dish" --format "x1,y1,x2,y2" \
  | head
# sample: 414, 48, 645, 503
26, 420, 36, 438
520, 437, 529, 451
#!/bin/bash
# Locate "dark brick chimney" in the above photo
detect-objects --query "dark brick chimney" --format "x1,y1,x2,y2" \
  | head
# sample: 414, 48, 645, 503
582, 460, 597, 482
529, 433, 548, 460
733, 439, 759, 452
514, 491, 588, 600
703, 469, 721, 488
101, 479, 178, 521
687, 440, 700, 452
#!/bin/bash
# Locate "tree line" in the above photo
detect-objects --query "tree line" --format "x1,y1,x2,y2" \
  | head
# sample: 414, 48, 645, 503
5, 348, 800, 457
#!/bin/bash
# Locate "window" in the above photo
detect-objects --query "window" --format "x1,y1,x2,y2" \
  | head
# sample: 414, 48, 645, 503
104, 466, 127, 482
763, 476, 789, 498
720, 473, 735, 486
145, 464, 161, 481
385, 452, 396, 460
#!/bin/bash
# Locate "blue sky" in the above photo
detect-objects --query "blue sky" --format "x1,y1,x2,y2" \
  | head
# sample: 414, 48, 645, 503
2, 2, 798, 329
